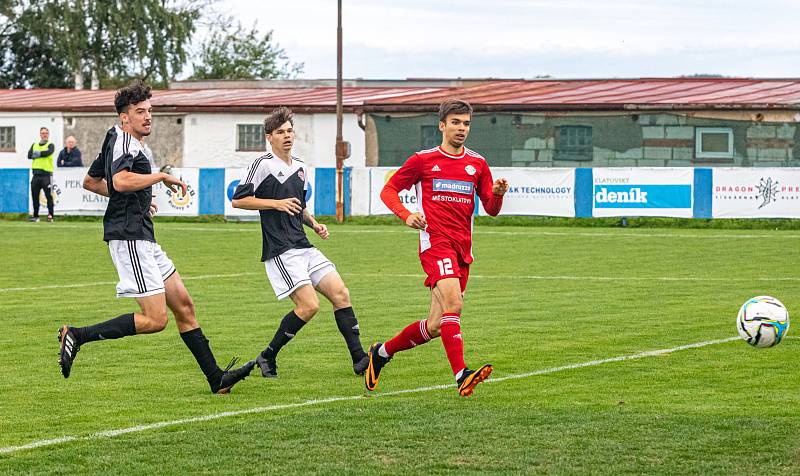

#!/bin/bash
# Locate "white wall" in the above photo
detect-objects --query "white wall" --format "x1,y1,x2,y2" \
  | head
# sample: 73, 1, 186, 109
0, 113, 64, 168
310, 113, 367, 168
182, 112, 365, 168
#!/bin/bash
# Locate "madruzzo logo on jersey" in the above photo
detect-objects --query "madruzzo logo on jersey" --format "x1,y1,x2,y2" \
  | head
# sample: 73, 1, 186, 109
432, 179, 474, 195
594, 185, 692, 209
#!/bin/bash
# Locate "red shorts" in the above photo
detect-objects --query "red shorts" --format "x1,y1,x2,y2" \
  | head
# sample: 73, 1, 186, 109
419, 244, 470, 293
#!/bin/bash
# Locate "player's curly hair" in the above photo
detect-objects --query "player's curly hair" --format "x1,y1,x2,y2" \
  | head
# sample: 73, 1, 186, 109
264, 106, 294, 135
114, 80, 152, 114
438, 99, 473, 122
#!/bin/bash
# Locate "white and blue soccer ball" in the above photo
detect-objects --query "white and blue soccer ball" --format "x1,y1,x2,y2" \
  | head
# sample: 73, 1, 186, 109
737, 296, 790, 348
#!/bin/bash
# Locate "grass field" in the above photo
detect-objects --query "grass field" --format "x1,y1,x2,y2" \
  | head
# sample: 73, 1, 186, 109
0, 219, 798, 474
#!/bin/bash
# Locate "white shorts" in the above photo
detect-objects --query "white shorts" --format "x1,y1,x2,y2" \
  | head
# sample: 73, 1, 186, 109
266, 247, 335, 299
108, 240, 176, 298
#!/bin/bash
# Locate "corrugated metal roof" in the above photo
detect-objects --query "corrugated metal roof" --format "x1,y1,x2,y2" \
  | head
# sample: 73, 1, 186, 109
0, 87, 442, 113
1, 79, 799, 113
362, 78, 800, 111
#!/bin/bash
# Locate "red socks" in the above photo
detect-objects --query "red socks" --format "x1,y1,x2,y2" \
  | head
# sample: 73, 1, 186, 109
439, 313, 466, 375
383, 314, 467, 377
384, 319, 432, 355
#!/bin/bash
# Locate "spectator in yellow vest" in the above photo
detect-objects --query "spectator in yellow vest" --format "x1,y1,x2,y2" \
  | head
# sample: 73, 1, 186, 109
27, 126, 55, 222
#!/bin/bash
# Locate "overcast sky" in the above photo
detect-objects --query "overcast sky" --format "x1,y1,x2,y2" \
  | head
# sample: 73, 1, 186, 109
219, 0, 800, 79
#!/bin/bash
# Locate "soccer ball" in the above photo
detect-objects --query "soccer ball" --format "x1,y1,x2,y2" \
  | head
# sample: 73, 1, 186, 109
737, 296, 790, 348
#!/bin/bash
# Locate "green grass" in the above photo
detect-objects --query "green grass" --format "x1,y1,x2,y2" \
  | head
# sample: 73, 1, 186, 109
0, 221, 798, 474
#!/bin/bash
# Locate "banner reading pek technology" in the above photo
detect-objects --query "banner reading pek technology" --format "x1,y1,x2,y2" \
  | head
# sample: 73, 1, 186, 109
712, 168, 800, 218
592, 168, 693, 218
31, 167, 108, 215
479, 168, 574, 216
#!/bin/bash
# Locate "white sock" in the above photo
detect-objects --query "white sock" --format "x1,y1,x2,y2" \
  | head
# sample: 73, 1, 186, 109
378, 344, 390, 359
455, 368, 465, 381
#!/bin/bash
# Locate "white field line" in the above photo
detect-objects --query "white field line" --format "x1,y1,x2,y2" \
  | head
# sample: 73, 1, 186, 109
2, 222, 800, 239
0, 336, 740, 456
345, 273, 800, 283
0, 272, 260, 293
4, 272, 800, 294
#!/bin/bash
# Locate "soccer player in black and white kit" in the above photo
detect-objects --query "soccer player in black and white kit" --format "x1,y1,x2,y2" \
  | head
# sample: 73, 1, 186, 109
231, 106, 369, 377
57, 81, 255, 394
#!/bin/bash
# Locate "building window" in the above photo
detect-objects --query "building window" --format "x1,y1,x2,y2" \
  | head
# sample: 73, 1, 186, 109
421, 125, 440, 150
236, 124, 266, 152
695, 127, 733, 159
555, 126, 592, 161
0, 126, 15, 152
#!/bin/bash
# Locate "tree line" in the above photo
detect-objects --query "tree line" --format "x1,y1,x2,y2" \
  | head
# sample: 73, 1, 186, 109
0, 0, 304, 88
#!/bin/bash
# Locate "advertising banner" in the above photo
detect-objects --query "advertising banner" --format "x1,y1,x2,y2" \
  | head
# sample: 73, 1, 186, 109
32, 167, 108, 215
224, 166, 315, 218
592, 168, 693, 217
479, 167, 574, 216
712, 168, 800, 218
151, 167, 200, 216
224, 167, 258, 218
369, 167, 418, 215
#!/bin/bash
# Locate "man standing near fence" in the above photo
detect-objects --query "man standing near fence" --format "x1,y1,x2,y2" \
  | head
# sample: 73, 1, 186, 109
27, 126, 55, 222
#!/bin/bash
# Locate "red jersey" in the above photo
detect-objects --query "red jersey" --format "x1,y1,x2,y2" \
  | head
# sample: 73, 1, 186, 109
381, 146, 503, 263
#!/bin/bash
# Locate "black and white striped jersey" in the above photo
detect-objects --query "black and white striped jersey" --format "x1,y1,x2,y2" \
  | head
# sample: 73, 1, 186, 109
233, 153, 313, 261
87, 125, 156, 243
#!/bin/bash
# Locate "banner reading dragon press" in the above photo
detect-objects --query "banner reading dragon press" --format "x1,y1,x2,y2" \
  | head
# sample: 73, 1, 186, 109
592, 168, 694, 218
712, 168, 800, 218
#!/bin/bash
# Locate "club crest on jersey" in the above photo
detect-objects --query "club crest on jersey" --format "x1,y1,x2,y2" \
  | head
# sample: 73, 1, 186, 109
298, 170, 305, 181
432, 165, 441, 172
465, 165, 476, 176
433, 179, 474, 195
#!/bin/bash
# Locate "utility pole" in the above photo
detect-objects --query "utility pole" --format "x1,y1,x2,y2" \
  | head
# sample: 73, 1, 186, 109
335, 0, 350, 222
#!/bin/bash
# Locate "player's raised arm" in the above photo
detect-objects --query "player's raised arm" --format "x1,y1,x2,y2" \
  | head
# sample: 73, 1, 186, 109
380, 154, 426, 229
113, 170, 185, 195
476, 162, 507, 216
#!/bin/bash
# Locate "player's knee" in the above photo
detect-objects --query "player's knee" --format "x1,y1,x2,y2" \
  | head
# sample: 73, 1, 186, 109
173, 302, 197, 328
178, 297, 196, 320
147, 309, 169, 332
297, 301, 320, 319
334, 286, 351, 308
442, 297, 463, 314
427, 320, 442, 337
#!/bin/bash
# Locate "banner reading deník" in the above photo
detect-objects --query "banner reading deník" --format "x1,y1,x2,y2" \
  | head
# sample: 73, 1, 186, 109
592, 168, 694, 218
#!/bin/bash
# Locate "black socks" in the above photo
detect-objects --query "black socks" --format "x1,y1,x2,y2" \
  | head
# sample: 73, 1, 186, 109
180, 327, 223, 384
261, 310, 306, 358
73, 313, 136, 345
334, 307, 367, 362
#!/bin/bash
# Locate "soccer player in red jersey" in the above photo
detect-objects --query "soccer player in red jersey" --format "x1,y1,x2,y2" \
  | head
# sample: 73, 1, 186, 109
365, 99, 509, 397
